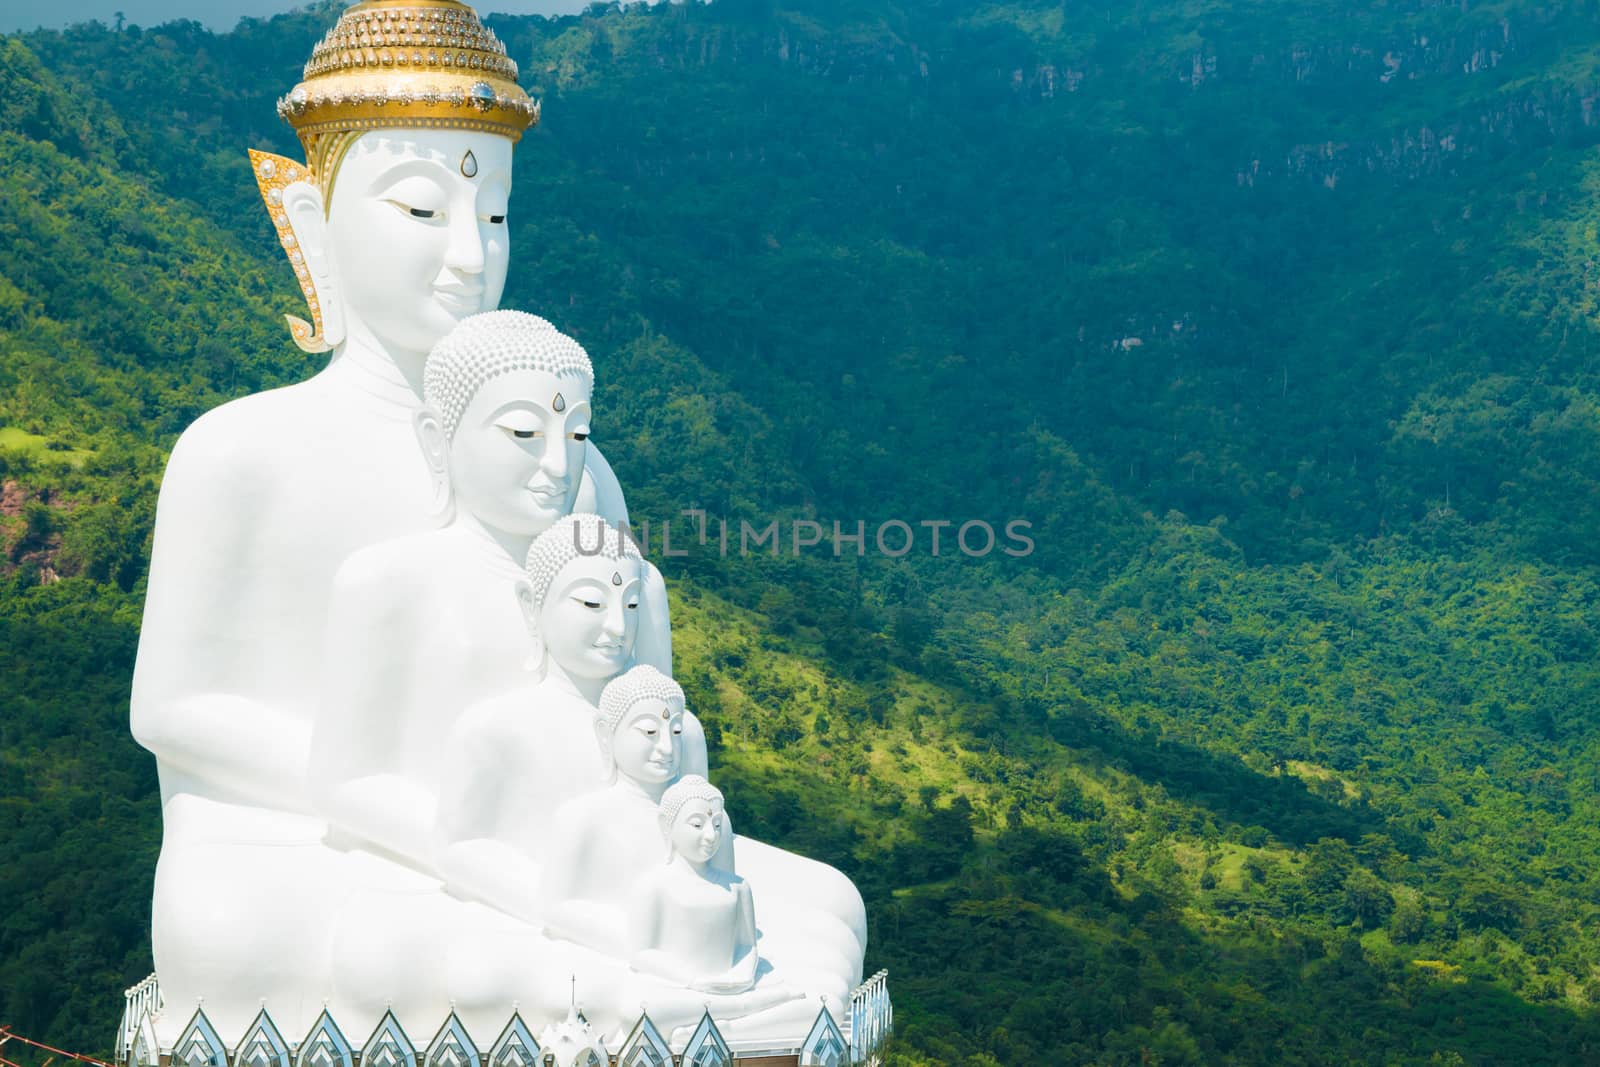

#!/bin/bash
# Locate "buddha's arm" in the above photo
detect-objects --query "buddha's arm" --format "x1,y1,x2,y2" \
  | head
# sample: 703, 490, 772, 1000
438, 838, 546, 923
130, 418, 313, 808
626, 878, 666, 959
681, 712, 710, 780
308, 551, 436, 858
433, 715, 546, 923
539, 813, 632, 957
735, 880, 759, 956
575, 444, 629, 526
717, 881, 760, 988
629, 883, 699, 986
632, 563, 673, 673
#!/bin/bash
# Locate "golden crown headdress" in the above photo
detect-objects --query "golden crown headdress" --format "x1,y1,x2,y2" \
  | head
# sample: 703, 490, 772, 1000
251, 0, 540, 353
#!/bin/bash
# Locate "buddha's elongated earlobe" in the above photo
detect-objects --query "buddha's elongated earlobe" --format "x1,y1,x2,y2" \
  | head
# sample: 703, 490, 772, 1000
413, 407, 452, 519
280, 177, 347, 352
592, 719, 617, 784
514, 579, 545, 673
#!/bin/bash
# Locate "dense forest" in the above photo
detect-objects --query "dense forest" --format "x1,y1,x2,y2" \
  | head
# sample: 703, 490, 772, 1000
4, 0, 1600, 1063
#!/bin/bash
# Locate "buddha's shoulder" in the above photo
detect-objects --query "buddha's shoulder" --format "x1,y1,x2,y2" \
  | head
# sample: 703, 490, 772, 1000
164, 381, 327, 480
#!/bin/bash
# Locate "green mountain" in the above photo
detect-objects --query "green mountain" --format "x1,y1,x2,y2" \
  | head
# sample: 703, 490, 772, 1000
4, 1, 1600, 1063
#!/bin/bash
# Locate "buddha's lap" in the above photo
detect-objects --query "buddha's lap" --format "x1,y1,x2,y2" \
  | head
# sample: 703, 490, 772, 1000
145, 806, 863, 1040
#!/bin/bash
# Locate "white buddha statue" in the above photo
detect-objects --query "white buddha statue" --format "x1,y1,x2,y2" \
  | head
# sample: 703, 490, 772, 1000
632, 776, 759, 994
309, 312, 671, 868
539, 668, 851, 1025
129, 2, 561, 1041
540, 665, 701, 956
433, 515, 707, 923
129, 0, 866, 1047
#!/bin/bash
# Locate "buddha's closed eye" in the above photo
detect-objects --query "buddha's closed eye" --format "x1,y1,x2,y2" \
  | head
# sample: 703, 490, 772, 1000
386, 200, 442, 221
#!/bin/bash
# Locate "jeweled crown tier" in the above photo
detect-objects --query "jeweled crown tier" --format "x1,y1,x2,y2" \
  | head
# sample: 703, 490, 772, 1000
277, 0, 537, 151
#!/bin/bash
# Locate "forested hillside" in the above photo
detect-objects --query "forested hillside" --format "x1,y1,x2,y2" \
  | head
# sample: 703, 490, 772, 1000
4, 1, 1600, 1063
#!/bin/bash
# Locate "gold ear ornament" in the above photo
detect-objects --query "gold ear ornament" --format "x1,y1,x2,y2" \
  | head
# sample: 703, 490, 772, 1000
250, 149, 333, 355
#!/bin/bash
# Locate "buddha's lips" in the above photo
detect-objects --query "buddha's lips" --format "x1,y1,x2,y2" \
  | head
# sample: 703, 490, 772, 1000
524, 482, 565, 500
434, 285, 484, 311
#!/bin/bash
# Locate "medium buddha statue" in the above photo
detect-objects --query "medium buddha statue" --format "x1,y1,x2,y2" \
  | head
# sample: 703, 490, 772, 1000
433, 515, 707, 925
540, 665, 706, 956
310, 311, 671, 868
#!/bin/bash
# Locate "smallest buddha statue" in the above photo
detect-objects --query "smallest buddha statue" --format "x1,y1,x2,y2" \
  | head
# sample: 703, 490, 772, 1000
631, 775, 761, 994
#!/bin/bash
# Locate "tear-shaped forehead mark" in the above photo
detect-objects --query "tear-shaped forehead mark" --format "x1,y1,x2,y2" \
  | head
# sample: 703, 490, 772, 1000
461, 150, 479, 178
552, 392, 567, 412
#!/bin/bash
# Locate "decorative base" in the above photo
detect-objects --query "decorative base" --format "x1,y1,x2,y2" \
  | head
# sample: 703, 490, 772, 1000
117, 973, 891, 1067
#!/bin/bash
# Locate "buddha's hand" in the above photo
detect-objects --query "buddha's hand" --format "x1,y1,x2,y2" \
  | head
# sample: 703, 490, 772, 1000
628, 969, 803, 1027
689, 949, 761, 994
689, 970, 758, 995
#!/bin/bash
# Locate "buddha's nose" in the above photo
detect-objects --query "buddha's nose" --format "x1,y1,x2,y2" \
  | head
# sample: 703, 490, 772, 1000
540, 439, 568, 481
444, 211, 486, 276
600, 599, 627, 638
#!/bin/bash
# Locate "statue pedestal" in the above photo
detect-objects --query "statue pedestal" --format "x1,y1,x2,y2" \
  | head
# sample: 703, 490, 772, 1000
117, 970, 891, 1067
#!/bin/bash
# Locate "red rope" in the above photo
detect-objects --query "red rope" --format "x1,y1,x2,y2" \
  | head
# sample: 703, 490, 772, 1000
0, 1029, 116, 1067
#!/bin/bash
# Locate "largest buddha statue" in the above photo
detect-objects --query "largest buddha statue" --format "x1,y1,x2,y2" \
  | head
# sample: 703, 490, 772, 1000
129, 0, 864, 1051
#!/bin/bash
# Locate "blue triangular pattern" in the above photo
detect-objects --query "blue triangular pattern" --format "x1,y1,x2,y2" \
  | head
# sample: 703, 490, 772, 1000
361, 1010, 417, 1067
800, 1005, 848, 1067
615, 1014, 671, 1067
424, 1013, 478, 1067
299, 1010, 356, 1067
681, 1012, 732, 1067
486, 1013, 541, 1067
172, 1009, 227, 1067
236, 1009, 292, 1067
